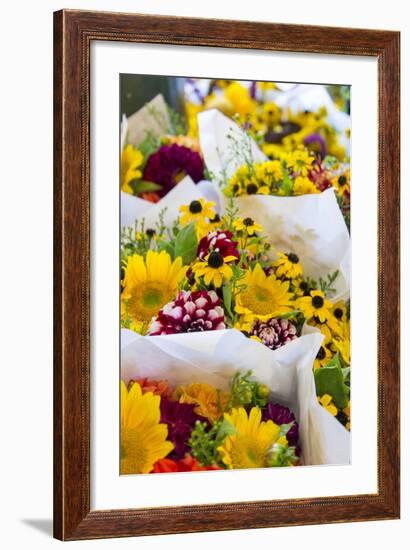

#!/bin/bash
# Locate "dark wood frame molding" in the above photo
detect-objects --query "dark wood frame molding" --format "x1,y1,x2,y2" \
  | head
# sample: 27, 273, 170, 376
54, 9, 400, 540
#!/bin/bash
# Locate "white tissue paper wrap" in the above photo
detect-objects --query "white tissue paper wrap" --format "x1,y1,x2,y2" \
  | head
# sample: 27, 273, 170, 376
121, 175, 221, 229
197, 110, 351, 301
121, 327, 350, 466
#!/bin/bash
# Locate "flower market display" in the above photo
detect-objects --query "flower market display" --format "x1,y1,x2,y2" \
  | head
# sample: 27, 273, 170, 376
120, 76, 351, 475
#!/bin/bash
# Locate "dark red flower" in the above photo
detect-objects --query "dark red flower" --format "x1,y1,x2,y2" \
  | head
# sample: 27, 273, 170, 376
160, 398, 205, 459
149, 290, 226, 335
197, 230, 240, 262
142, 144, 204, 197
262, 403, 299, 447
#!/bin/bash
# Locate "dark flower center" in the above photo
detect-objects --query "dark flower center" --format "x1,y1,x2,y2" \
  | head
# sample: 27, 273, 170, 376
210, 214, 221, 223
299, 281, 308, 291
287, 253, 299, 264
243, 217, 254, 227
338, 175, 347, 186
208, 251, 224, 268
334, 308, 343, 319
145, 228, 156, 237
232, 184, 239, 194
246, 183, 258, 195
189, 200, 202, 214
316, 347, 326, 360
336, 411, 348, 426
312, 295, 324, 309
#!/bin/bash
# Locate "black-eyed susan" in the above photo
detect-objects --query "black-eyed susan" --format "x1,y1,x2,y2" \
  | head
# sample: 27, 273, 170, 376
234, 264, 293, 321
121, 144, 144, 194
314, 345, 333, 370
179, 198, 216, 226
120, 381, 174, 474
273, 251, 303, 279
296, 289, 333, 322
283, 148, 315, 176
332, 300, 348, 323
318, 394, 338, 416
217, 406, 283, 469
122, 250, 187, 326
233, 217, 263, 236
332, 169, 350, 197
191, 251, 237, 288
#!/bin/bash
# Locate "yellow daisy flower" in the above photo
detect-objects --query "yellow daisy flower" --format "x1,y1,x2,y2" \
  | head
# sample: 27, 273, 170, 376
293, 176, 320, 195
283, 149, 315, 176
332, 169, 350, 196
120, 381, 173, 474
179, 199, 216, 226
218, 407, 280, 469
122, 250, 187, 325
273, 252, 303, 279
191, 252, 237, 288
235, 264, 293, 321
176, 383, 229, 423
296, 290, 333, 322
314, 345, 333, 370
233, 217, 264, 236
331, 300, 348, 323
121, 144, 144, 194
318, 394, 338, 416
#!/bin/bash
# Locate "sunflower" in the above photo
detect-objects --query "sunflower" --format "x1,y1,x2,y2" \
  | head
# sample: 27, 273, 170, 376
191, 252, 237, 288
235, 264, 293, 321
122, 251, 187, 326
273, 252, 303, 279
179, 199, 216, 226
233, 217, 264, 236
176, 383, 229, 422
318, 394, 338, 417
121, 144, 144, 194
314, 345, 333, 370
296, 290, 333, 322
217, 407, 281, 469
120, 381, 174, 474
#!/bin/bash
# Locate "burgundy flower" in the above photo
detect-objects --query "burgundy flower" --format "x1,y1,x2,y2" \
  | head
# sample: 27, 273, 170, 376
160, 398, 205, 459
250, 318, 297, 350
197, 230, 240, 262
262, 403, 299, 447
142, 144, 204, 197
149, 290, 226, 335
308, 158, 332, 192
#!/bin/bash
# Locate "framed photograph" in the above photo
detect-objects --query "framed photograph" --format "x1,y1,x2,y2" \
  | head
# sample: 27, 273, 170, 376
54, 9, 400, 540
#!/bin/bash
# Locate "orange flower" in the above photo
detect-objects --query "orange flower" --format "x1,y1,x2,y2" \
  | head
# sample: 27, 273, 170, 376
152, 454, 221, 473
176, 383, 230, 422
129, 378, 172, 398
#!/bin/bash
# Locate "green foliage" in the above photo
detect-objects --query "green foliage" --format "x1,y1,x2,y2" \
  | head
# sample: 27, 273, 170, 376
228, 370, 270, 409
167, 105, 188, 135
138, 132, 161, 164
173, 223, 198, 265
281, 169, 294, 195
314, 353, 350, 409
188, 419, 236, 466
222, 283, 233, 319
318, 270, 340, 297
131, 180, 162, 194
266, 443, 298, 467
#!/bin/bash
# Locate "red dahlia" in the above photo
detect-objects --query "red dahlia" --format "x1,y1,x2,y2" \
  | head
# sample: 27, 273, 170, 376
149, 290, 226, 335
197, 230, 240, 262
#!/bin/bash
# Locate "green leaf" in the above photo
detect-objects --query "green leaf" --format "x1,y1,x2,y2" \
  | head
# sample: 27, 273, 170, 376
276, 309, 300, 320
281, 170, 294, 195
222, 284, 233, 318
132, 180, 162, 194
314, 353, 349, 409
173, 223, 198, 265
216, 419, 237, 442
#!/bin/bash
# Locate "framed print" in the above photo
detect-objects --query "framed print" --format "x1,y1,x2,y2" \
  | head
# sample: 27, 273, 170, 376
53, 9, 400, 540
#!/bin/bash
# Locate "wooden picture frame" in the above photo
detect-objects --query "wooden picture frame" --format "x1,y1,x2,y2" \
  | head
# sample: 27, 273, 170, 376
53, 9, 400, 540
